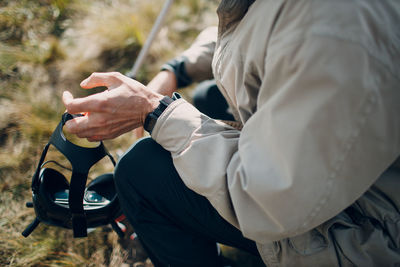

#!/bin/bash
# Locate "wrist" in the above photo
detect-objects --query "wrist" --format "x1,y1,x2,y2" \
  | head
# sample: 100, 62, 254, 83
143, 92, 181, 134
143, 92, 163, 125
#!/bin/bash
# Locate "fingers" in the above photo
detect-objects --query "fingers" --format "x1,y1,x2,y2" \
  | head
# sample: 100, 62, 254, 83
64, 113, 108, 135
64, 113, 139, 141
64, 113, 136, 138
64, 72, 125, 114
63, 71, 146, 141
86, 123, 139, 142
63, 90, 107, 114
80, 72, 124, 89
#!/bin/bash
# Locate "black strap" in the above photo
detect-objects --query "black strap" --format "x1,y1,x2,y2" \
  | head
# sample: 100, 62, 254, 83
69, 172, 89, 237
33, 113, 116, 237
56, 113, 108, 237
50, 113, 109, 173
32, 143, 50, 193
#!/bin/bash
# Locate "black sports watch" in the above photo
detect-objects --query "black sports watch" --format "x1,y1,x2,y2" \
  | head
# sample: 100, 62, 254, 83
143, 92, 181, 134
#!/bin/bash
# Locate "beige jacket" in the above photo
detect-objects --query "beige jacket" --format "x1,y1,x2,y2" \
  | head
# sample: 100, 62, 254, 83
152, 0, 400, 265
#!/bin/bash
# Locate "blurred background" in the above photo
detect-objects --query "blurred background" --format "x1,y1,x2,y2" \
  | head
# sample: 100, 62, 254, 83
0, 0, 263, 266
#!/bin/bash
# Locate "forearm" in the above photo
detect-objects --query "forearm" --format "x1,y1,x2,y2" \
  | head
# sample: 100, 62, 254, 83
147, 70, 177, 97
157, 26, 217, 91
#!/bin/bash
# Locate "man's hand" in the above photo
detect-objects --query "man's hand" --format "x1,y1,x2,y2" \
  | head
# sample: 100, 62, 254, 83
62, 72, 163, 142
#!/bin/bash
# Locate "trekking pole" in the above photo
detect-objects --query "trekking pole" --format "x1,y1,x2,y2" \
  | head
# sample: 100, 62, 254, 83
126, 0, 175, 79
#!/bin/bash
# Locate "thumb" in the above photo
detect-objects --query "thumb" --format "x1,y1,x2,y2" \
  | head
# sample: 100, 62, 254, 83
80, 72, 122, 89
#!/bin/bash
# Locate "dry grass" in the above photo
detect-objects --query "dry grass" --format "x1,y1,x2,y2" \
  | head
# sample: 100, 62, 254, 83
0, 0, 247, 266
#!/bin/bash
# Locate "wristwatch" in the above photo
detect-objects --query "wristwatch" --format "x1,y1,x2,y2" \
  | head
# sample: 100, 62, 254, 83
143, 92, 181, 134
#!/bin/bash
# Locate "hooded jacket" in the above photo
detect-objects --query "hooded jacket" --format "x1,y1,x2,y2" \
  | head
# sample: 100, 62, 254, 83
151, 0, 400, 265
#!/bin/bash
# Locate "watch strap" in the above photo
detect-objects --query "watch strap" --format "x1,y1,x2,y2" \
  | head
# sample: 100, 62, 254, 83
144, 93, 180, 134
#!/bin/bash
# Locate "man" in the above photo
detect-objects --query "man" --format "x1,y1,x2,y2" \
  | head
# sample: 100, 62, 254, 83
63, 0, 400, 266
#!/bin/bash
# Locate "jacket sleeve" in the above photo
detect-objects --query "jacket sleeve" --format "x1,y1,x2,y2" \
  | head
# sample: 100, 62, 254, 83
161, 26, 217, 87
151, 35, 400, 243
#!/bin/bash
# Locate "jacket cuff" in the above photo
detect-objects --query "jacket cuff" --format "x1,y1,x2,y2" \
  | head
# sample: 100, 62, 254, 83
151, 98, 204, 153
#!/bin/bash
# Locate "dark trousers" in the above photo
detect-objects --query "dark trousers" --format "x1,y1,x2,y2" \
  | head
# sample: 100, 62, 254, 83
114, 138, 260, 267
192, 80, 234, 121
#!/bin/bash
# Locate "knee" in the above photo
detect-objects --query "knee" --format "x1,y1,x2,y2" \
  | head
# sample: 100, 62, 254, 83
114, 137, 153, 190
114, 137, 169, 193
